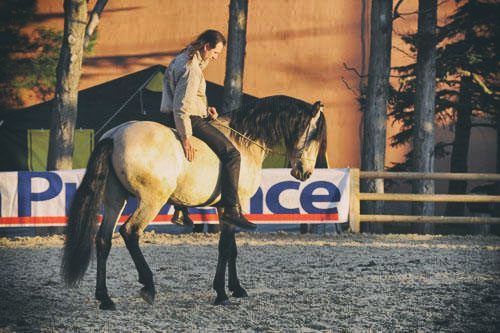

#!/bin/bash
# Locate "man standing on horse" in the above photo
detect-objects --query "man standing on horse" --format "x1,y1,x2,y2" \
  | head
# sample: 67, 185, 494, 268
161, 29, 256, 230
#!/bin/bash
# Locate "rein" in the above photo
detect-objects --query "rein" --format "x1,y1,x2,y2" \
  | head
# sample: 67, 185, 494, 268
211, 118, 273, 153
211, 115, 318, 162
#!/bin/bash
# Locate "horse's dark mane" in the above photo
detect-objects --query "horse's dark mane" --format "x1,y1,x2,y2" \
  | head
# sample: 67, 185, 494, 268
229, 95, 327, 153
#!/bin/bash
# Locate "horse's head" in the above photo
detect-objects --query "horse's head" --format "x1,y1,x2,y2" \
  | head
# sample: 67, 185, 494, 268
289, 101, 326, 181
228, 95, 327, 180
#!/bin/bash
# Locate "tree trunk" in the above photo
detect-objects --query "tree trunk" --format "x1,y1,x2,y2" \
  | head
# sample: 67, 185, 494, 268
360, 0, 368, 91
222, 0, 248, 115
445, 75, 473, 216
360, 0, 393, 233
493, 107, 500, 235
411, 0, 437, 234
497, 111, 500, 176
47, 0, 87, 170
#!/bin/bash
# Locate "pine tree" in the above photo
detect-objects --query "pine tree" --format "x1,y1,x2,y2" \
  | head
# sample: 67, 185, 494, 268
0, 1, 46, 108
0, 1, 97, 110
361, 0, 394, 233
388, 0, 499, 201
411, 0, 438, 234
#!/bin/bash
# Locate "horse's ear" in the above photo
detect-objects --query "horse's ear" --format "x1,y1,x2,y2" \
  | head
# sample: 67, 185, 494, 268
312, 101, 324, 116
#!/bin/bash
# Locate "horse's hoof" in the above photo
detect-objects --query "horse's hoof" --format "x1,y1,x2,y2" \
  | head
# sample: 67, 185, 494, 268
171, 216, 184, 226
99, 299, 116, 310
231, 286, 248, 298
183, 215, 194, 227
213, 298, 232, 306
140, 287, 155, 305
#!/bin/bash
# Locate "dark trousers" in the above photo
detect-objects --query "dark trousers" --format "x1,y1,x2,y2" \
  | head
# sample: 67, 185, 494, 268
190, 116, 241, 207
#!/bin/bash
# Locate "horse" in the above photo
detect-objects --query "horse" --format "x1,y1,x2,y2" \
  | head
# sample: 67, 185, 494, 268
61, 95, 327, 310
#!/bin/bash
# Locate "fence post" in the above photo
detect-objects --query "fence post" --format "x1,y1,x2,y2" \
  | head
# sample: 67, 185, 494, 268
349, 168, 361, 233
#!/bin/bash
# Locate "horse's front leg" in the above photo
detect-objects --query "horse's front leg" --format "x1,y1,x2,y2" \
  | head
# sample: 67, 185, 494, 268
213, 218, 232, 305
227, 225, 248, 298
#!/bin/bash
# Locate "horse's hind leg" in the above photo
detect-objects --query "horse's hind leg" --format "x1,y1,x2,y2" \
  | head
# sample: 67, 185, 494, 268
95, 170, 127, 310
119, 194, 167, 305
227, 226, 248, 298
213, 207, 247, 305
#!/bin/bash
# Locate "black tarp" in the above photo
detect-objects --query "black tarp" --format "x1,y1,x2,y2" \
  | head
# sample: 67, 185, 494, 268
0, 65, 258, 171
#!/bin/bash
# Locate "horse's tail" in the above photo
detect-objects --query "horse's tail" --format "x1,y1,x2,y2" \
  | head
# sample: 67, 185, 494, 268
61, 138, 114, 287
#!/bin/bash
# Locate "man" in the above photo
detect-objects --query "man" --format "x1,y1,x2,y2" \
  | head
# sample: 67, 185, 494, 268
161, 29, 256, 230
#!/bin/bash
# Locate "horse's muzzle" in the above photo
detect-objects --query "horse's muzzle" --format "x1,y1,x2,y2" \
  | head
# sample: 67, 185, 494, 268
290, 167, 312, 181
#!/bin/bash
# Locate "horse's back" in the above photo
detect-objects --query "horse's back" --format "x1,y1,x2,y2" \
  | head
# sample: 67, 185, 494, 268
105, 121, 222, 205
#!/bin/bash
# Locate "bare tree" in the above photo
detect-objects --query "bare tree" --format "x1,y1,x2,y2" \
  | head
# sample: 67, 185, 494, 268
411, 0, 437, 234
222, 0, 248, 115
360, 0, 393, 233
47, 0, 87, 170
47, 0, 108, 170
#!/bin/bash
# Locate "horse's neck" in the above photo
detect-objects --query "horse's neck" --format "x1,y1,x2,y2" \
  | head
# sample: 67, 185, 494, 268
212, 116, 267, 167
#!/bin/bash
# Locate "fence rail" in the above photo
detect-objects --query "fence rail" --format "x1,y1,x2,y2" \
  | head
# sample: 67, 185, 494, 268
348, 169, 500, 233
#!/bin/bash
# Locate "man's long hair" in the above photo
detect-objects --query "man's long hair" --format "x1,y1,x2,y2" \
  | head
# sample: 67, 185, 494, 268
185, 29, 226, 59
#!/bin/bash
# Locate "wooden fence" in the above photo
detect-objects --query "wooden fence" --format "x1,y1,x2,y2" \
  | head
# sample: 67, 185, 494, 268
348, 169, 500, 233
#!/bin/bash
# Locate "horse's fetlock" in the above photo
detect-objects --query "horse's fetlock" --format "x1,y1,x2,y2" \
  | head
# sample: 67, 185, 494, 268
119, 224, 137, 241
95, 289, 108, 301
95, 236, 106, 248
139, 276, 154, 288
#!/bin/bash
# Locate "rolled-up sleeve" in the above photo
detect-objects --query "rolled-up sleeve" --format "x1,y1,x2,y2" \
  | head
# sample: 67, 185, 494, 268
172, 65, 201, 139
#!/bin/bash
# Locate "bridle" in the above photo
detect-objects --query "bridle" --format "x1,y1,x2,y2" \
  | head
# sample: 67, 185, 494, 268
293, 110, 322, 163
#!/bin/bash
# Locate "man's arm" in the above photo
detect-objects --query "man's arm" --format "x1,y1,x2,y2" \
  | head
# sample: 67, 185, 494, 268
172, 65, 201, 140
173, 65, 202, 161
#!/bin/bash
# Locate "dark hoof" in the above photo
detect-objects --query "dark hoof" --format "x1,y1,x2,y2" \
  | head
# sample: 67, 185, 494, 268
172, 207, 194, 227
171, 215, 184, 226
140, 287, 155, 305
183, 215, 194, 227
99, 298, 116, 310
231, 286, 248, 298
213, 297, 232, 306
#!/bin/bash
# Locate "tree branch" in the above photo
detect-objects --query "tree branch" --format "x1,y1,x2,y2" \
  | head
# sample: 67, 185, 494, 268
457, 68, 497, 96
395, 0, 450, 18
84, 0, 108, 48
341, 76, 360, 98
393, 0, 406, 21
392, 45, 415, 59
343, 62, 365, 78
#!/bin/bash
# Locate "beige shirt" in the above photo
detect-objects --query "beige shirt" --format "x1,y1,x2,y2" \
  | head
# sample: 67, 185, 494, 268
160, 49, 209, 139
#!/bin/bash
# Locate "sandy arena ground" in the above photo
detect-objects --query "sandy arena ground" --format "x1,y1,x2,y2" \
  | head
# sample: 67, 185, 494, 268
0, 232, 499, 332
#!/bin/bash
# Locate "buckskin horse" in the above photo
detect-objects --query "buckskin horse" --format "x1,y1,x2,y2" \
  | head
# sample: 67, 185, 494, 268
61, 95, 327, 310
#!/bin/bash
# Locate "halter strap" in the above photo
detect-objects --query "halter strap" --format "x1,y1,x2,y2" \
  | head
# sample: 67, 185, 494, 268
294, 109, 322, 157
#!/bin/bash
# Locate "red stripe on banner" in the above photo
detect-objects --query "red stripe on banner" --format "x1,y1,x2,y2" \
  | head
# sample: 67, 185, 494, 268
0, 213, 339, 227
0, 216, 68, 225
245, 213, 338, 221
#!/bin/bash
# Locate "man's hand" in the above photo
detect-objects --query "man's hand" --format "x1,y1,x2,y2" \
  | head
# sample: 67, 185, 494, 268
181, 137, 195, 161
207, 106, 218, 120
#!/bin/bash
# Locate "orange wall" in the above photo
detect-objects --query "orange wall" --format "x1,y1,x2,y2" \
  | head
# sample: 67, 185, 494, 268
33, 0, 365, 168
32, 0, 494, 173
